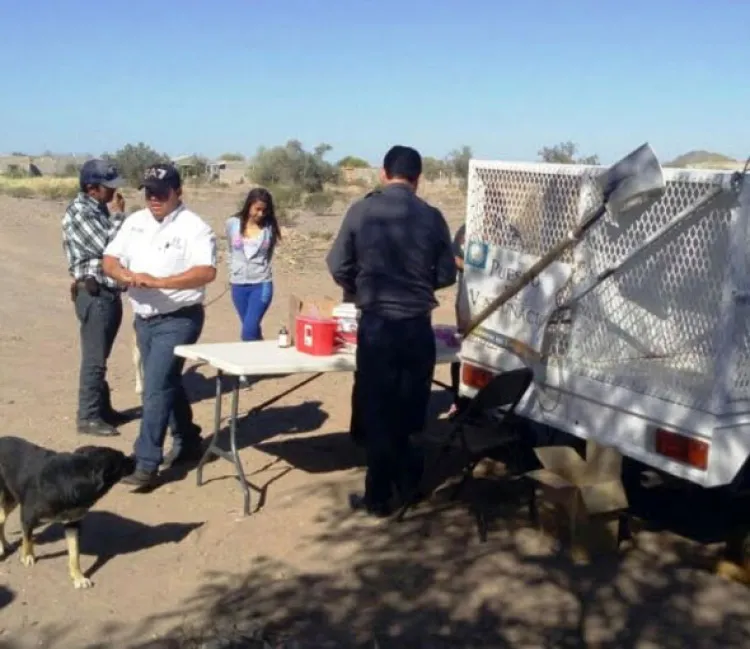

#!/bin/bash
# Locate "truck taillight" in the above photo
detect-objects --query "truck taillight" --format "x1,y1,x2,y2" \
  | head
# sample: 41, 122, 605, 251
654, 428, 709, 471
461, 363, 494, 390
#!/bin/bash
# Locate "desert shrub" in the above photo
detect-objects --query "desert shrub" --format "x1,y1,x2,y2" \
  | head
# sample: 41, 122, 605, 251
249, 140, 340, 193
39, 183, 78, 201
422, 156, 448, 181
445, 146, 473, 190
102, 142, 170, 187
303, 191, 335, 214
268, 184, 304, 211
57, 162, 81, 178
219, 152, 245, 161
336, 155, 369, 168
4, 164, 28, 179
538, 141, 599, 165
7, 186, 34, 198
0, 177, 78, 201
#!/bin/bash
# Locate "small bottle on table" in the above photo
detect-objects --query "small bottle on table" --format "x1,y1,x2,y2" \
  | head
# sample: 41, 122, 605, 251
277, 325, 290, 348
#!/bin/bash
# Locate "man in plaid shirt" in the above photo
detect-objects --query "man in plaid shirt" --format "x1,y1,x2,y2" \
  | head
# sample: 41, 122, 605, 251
62, 159, 130, 436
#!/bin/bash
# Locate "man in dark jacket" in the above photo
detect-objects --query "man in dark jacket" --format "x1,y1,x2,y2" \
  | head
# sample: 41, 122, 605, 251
326, 145, 457, 516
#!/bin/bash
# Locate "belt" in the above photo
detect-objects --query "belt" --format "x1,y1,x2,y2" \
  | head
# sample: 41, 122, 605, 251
136, 303, 203, 322
75, 278, 121, 295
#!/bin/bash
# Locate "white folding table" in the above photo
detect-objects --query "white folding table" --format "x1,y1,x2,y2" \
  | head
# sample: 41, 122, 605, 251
173, 340, 460, 515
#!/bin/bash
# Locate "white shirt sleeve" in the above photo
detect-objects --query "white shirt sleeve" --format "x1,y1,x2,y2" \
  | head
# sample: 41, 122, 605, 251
103, 218, 132, 266
189, 222, 217, 268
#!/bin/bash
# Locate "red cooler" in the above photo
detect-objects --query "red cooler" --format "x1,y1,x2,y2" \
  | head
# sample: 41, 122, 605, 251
295, 315, 337, 356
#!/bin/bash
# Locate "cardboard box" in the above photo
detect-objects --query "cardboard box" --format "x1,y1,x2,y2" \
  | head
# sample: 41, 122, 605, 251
287, 295, 337, 345
526, 439, 628, 562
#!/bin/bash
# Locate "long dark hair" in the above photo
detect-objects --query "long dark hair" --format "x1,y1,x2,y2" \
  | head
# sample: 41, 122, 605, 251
237, 187, 282, 249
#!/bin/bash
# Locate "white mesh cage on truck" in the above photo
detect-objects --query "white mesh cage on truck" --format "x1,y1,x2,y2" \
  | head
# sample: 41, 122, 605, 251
458, 155, 750, 489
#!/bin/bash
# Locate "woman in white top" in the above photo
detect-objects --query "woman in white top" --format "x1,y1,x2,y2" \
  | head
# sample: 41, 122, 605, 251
224, 188, 281, 341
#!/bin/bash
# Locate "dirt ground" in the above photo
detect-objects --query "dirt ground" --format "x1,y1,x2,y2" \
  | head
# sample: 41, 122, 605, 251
1, 185, 750, 649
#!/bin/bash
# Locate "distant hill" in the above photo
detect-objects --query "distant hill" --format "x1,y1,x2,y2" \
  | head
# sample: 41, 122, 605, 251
665, 150, 741, 170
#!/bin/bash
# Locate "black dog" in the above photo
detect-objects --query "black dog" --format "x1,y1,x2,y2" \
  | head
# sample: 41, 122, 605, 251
0, 436, 135, 589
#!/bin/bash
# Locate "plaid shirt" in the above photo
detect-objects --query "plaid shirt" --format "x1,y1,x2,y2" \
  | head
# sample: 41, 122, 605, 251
62, 192, 125, 289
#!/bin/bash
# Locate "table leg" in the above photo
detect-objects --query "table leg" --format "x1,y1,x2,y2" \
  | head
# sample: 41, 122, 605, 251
432, 378, 452, 390
194, 370, 325, 516
196, 369, 223, 487
227, 375, 252, 516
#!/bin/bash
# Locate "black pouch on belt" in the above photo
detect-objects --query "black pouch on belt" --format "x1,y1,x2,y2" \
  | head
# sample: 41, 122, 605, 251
83, 276, 100, 296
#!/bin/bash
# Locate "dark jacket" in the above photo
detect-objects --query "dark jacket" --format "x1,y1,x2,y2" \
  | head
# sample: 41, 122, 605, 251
326, 183, 457, 319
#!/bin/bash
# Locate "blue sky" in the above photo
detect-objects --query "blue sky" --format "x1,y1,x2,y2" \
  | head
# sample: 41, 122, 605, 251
1, 0, 748, 165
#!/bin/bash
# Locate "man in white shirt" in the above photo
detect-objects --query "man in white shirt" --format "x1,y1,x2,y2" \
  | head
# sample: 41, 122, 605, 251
103, 163, 217, 488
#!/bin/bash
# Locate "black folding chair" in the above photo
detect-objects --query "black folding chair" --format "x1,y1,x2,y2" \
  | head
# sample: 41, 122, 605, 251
397, 367, 534, 542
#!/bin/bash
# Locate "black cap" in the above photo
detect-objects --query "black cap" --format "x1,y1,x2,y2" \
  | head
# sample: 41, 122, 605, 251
79, 159, 124, 189
139, 163, 181, 192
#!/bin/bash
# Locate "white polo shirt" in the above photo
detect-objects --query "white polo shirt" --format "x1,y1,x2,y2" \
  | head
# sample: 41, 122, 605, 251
104, 204, 217, 318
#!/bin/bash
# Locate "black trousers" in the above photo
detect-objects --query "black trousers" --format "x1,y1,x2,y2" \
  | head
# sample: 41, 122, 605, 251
355, 311, 436, 506
73, 285, 123, 422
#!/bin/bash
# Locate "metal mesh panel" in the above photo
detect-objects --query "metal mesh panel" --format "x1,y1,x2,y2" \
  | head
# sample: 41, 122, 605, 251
729, 300, 750, 403
468, 163, 600, 262
466, 160, 745, 412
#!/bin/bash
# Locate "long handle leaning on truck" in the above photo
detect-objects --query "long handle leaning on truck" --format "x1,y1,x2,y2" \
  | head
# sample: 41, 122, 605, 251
462, 142, 667, 340
462, 204, 606, 339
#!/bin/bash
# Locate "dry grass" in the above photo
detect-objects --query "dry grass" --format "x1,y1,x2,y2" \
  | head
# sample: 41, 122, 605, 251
0, 176, 79, 200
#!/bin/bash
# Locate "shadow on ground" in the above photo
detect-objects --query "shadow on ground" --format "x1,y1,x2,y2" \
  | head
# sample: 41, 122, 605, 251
8, 463, 750, 648
255, 431, 366, 473
132, 478, 750, 648
180, 363, 303, 406
4, 400, 750, 648
25, 512, 203, 578
0, 586, 14, 611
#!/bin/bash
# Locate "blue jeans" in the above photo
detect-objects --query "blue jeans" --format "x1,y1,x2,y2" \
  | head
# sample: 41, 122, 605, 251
134, 304, 205, 472
231, 281, 273, 341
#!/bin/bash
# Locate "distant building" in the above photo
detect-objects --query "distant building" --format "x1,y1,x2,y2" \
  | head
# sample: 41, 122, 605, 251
171, 155, 248, 184
171, 155, 206, 179
214, 160, 247, 184
170, 155, 246, 183
0, 154, 89, 177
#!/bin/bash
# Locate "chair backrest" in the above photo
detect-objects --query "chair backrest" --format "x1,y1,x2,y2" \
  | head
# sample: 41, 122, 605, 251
460, 367, 533, 422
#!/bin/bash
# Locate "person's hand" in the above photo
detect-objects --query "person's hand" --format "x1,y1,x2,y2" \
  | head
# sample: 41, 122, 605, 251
110, 192, 125, 214
118, 269, 135, 287
131, 273, 164, 289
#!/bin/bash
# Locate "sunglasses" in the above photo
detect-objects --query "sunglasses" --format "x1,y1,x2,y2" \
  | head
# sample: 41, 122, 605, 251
144, 187, 172, 201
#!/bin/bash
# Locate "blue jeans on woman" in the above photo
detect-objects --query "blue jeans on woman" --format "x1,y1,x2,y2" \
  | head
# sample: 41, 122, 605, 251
231, 281, 274, 341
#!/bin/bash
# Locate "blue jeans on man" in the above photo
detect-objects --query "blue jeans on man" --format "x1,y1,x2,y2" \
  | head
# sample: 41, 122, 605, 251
131, 304, 204, 477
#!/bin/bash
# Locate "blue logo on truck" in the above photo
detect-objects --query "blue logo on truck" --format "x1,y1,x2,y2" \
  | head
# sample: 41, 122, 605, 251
465, 241, 488, 270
